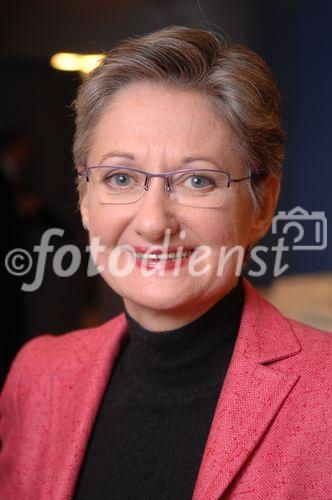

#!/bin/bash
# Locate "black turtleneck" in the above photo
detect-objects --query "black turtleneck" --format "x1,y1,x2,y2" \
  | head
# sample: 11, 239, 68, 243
74, 279, 244, 500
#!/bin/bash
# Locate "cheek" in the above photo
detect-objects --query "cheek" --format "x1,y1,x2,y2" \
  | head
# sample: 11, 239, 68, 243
224, 193, 256, 246
206, 209, 252, 249
88, 204, 126, 245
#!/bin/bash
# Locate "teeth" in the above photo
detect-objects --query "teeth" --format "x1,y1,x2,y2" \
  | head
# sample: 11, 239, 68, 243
135, 250, 193, 260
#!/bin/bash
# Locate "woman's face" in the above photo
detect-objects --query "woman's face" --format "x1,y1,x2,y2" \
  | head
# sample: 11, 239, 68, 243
80, 82, 278, 329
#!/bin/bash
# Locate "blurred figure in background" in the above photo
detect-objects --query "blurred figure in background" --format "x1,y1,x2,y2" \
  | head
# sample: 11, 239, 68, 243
0, 128, 40, 218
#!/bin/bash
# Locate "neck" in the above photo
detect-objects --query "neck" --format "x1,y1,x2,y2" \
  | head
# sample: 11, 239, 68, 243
123, 279, 244, 395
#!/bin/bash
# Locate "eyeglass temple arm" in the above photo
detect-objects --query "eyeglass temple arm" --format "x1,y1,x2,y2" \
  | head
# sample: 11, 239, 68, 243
229, 174, 252, 186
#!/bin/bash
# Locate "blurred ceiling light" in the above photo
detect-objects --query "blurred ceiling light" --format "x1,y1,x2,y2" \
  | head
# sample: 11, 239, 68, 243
50, 52, 104, 74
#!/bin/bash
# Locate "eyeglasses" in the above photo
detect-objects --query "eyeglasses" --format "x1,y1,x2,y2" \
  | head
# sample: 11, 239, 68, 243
78, 165, 252, 209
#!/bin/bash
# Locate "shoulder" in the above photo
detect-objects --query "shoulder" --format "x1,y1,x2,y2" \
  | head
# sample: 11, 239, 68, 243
287, 317, 332, 374
262, 293, 332, 385
0, 312, 127, 397
243, 279, 332, 381
245, 278, 332, 351
289, 316, 332, 348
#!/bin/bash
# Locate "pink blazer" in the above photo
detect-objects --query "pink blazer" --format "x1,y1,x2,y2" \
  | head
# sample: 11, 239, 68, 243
1, 279, 331, 499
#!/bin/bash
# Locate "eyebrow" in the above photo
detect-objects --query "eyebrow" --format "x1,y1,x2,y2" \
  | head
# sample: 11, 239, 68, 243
100, 151, 135, 163
99, 151, 220, 166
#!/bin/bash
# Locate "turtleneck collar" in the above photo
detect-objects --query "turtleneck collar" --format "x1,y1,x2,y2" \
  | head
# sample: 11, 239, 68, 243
123, 278, 244, 398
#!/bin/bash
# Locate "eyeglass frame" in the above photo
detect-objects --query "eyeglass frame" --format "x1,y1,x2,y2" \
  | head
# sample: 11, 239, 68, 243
78, 165, 253, 205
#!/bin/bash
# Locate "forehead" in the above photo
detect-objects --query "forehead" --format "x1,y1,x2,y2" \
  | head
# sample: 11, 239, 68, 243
89, 82, 241, 168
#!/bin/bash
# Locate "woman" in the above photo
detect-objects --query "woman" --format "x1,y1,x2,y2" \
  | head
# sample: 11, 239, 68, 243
0, 26, 331, 499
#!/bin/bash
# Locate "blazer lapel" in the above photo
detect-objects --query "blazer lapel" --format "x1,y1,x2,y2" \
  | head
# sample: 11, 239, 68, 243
43, 315, 129, 499
193, 279, 301, 500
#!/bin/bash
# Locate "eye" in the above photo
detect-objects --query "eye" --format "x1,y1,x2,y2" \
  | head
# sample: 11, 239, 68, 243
102, 169, 136, 189
183, 174, 216, 190
110, 173, 131, 186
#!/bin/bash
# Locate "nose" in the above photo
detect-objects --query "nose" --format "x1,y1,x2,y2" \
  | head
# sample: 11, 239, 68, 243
132, 177, 180, 242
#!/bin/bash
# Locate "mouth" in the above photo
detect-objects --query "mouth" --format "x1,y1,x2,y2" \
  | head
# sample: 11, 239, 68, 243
133, 246, 195, 262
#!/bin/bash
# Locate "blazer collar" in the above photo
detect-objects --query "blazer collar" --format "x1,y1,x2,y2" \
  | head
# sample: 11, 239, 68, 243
46, 278, 301, 499
237, 278, 301, 365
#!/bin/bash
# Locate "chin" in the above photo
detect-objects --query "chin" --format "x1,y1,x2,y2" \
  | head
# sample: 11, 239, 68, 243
109, 278, 196, 312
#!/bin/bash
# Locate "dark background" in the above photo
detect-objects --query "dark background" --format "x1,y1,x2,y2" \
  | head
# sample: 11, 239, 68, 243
1, 0, 331, 386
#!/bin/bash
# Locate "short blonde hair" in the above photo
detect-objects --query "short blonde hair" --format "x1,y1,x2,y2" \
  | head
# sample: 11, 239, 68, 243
72, 25, 284, 205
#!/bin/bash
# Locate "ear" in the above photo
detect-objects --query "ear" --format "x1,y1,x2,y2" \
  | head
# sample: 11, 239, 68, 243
80, 190, 90, 230
77, 165, 90, 229
249, 175, 281, 245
